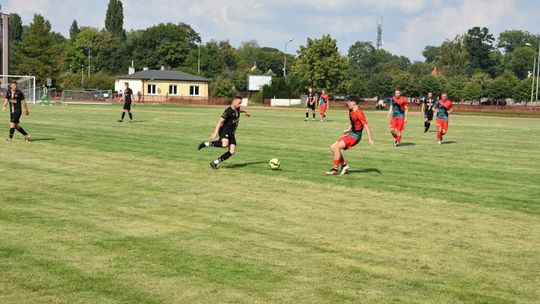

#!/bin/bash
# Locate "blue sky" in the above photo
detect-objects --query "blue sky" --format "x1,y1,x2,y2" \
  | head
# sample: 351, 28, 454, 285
3, 0, 540, 61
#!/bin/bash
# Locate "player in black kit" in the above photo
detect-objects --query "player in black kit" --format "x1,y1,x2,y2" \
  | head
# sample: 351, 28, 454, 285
305, 88, 317, 121
422, 91, 436, 133
117, 82, 134, 122
2, 80, 30, 142
198, 96, 251, 169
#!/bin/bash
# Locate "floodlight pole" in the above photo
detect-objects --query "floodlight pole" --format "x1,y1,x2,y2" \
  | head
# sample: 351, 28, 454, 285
283, 38, 293, 78
532, 56, 536, 103
536, 42, 540, 101
1, 14, 9, 88
197, 44, 201, 75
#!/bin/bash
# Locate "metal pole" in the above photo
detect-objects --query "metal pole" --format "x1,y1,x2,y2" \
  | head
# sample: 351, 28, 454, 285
2, 14, 9, 88
284, 42, 287, 78
197, 45, 200, 75
536, 43, 540, 101
88, 48, 91, 77
531, 56, 536, 103
81, 65, 84, 87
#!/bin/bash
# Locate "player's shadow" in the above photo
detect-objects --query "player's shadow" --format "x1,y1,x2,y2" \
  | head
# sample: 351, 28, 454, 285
224, 161, 267, 168
348, 168, 382, 174
398, 142, 416, 147
29, 137, 56, 141
442, 141, 457, 145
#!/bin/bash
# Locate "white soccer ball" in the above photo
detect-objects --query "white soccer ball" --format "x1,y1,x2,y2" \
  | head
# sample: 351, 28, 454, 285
269, 158, 280, 170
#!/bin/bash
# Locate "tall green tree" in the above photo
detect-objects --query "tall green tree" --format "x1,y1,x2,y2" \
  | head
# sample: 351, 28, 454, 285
497, 30, 539, 53
464, 26, 495, 75
422, 45, 440, 63
436, 35, 470, 77
503, 46, 536, 79
291, 35, 348, 93
9, 13, 24, 42
105, 0, 125, 38
70, 20, 80, 41
12, 14, 65, 85
125, 23, 201, 70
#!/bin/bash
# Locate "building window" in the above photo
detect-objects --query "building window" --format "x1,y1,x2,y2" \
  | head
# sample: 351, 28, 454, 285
147, 84, 156, 95
190, 85, 200, 96
169, 85, 178, 95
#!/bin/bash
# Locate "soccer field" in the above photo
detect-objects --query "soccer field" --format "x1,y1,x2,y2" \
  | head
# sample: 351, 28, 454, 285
1, 104, 539, 303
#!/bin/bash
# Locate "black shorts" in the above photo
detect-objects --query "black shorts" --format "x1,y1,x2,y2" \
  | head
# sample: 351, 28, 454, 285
219, 132, 236, 146
10, 111, 22, 124
306, 102, 315, 110
123, 102, 132, 110
424, 111, 433, 121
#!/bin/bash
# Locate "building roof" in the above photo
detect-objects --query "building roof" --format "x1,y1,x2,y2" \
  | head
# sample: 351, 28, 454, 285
117, 70, 210, 82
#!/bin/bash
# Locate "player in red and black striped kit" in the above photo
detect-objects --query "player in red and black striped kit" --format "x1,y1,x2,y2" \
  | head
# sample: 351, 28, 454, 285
2, 80, 30, 142
326, 97, 374, 175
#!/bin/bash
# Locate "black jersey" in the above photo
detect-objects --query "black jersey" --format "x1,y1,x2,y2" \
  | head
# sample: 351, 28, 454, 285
6, 89, 25, 113
124, 88, 133, 103
423, 97, 435, 113
219, 106, 240, 135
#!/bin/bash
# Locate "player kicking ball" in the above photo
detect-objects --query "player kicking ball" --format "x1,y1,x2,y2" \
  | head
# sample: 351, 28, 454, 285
326, 97, 373, 175
433, 92, 453, 144
198, 96, 251, 169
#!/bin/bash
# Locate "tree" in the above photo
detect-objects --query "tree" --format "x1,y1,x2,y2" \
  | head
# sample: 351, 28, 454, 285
418, 75, 445, 97
464, 26, 495, 75
366, 73, 393, 97
498, 30, 539, 53
462, 81, 483, 101
105, 0, 125, 38
125, 23, 201, 70
486, 71, 519, 101
348, 41, 375, 77
261, 77, 295, 99
12, 14, 65, 85
210, 75, 237, 98
445, 76, 468, 102
70, 20, 80, 41
436, 35, 470, 77
503, 47, 536, 79
422, 45, 440, 63
408, 61, 433, 76
291, 35, 348, 93
9, 13, 24, 42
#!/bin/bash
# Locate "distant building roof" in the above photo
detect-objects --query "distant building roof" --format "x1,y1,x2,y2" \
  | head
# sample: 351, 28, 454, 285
117, 70, 210, 82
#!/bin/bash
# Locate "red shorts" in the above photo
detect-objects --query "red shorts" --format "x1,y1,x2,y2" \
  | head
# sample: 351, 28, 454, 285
320, 104, 327, 114
437, 119, 449, 131
390, 117, 405, 131
339, 135, 360, 150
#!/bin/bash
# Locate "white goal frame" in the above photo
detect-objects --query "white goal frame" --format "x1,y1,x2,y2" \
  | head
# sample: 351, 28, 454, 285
1, 74, 36, 104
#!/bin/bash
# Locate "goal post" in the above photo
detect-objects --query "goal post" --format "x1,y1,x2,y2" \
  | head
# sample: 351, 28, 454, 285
1, 75, 36, 104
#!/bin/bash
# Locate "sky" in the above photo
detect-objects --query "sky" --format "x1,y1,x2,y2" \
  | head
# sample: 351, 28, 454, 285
3, 0, 540, 61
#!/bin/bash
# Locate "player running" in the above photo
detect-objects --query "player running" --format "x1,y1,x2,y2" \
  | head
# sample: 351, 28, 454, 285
326, 97, 374, 175
117, 82, 134, 122
433, 92, 453, 144
319, 89, 329, 122
387, 89, 408, 146
422, 91, 436, 133
198, 96, 251, 169
2, 80, 30, 142
305, 88, 317, 121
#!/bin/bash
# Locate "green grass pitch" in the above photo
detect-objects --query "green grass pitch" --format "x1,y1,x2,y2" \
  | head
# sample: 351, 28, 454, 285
1, 104, 539, 303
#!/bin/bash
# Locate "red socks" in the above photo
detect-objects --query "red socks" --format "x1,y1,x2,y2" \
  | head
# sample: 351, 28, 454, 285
396, 134, 402, 143
333, 159, 340, 169
437, 132, 442, 141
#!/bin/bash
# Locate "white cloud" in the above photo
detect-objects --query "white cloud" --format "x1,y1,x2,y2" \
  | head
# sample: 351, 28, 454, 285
389, 0, 518, 59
